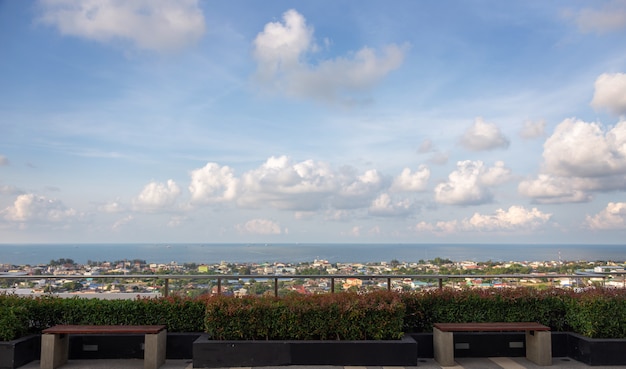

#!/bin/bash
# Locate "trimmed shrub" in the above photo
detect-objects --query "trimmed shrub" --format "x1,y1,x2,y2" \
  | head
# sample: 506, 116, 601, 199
204, 291, 405, 340
565, 288, 626, 338
401, 287, 572, 333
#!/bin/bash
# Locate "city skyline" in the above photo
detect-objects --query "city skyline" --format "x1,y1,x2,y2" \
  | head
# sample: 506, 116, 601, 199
1, 1, 626, 244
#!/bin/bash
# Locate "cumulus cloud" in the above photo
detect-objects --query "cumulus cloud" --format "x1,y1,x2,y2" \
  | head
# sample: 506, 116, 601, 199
414, 206, 551, 234
543, 119, 626, 177
519, 119, 547, 139
2, 194, 77, 223
459, 117, 510, 151
368, 193, 413, 217
134, 180, 181, 210
519, 118, 626, 203
434, 160, 512, 205
591, 73, 626, 116
0, 155, 8, 166
333, 169, 384, 209
466, 206, 552, 231
236, 218, 282, 235
518, 174, 591, 204
570, 0, 626, 34
585, 202, 626, 230
37, 0, 205, 52
390, 166, 430, 192
239, 156, 337, 210
253, 9, 407, 104
189, 162, 239, 204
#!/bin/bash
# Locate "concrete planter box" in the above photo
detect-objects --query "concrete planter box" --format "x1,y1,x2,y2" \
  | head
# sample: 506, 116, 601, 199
192, 334, 418, 368
0, 335, 40, 369
567, 332, 626, 366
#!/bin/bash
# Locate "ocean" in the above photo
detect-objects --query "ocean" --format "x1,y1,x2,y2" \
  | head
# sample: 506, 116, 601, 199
1, 243, 625, 265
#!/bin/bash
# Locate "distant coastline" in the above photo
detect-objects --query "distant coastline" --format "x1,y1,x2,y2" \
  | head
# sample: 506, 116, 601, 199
1, 243, 625, 265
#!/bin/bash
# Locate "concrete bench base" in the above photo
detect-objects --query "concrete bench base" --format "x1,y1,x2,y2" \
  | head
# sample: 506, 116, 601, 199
40, 325, 167, 369
433, 322, 552, 366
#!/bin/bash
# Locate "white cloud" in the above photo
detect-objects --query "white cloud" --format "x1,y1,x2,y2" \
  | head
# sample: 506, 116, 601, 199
236, 218, 282, 235
112, 215, 133, 231
518, 174, 591, 204
585, 202, 626, 230
253, 9, 407, 104
434, 160, 511, 205
368, 193, 413, 217
134, 179, 180, 210
591, 73, 626, 116
466, 206, 552, 231
520, 118, 626, 203
2, 194, 77, 223
99, 201, 125, 213
390, 166, 430, 192
519, 119, 547, 139
571, 0, 626, 34
543, 118, 626, 178
0, 155, 8, 166
333, 169, 384, 209
459, 117, 510, 151
37, 0, 205, 53
239, 156, 337, 210
414, 206, 551, 234
189, 163, 239, 204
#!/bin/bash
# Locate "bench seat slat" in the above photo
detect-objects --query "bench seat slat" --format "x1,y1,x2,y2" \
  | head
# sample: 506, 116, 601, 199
42, 325, 166, 335
434, 322, 550, 332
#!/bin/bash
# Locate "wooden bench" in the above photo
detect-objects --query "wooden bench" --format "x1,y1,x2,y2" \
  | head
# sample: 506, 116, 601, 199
433, 322, 551, 366
40, 325, 167, 369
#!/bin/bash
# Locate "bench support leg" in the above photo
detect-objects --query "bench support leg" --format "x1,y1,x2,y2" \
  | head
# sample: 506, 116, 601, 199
40, 333, 68, 369
433, 327, 455, 366
144, 329, 167, 369
526, 330, 552, 366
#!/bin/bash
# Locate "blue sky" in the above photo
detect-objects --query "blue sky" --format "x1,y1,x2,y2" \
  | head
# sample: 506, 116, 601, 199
1, 0, 626, 244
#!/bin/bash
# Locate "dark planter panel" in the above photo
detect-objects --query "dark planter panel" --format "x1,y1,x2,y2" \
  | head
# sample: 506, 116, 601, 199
68, 332, 202, 360
193, 334, 290, 368
193, 334, 417, 368
167, 333, 202, 359
69, 334, 144, 359
567, 332, 626, 366
290, 334, 417, 366
0, 335, 40, 369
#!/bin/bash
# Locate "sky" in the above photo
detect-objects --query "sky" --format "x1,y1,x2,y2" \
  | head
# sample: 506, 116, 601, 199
1, 0, 626, 245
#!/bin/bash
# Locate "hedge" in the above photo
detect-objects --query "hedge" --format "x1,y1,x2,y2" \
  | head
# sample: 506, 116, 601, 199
204, 291, 405, 340
1, 287, 625, 341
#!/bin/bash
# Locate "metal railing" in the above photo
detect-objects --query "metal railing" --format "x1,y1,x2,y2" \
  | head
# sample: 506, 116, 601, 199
1, 272, 619, 297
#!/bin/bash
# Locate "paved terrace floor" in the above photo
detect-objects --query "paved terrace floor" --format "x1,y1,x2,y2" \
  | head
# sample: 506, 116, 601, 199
18, 358, 626, 369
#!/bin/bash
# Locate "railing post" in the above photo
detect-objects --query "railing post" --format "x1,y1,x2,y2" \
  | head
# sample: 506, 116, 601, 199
217, 278, 222, 295
274, 277, 278, 297
163, 278, 169, 297
331, 277, 335, 293
438, 278, 443, 289
387, 277, 391, 291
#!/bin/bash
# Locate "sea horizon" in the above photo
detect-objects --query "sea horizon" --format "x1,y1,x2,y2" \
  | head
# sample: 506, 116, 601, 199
1, 243, 625, 266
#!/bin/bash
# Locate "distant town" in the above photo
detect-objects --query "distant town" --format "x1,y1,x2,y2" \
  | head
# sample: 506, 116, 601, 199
1, 257, 625, 297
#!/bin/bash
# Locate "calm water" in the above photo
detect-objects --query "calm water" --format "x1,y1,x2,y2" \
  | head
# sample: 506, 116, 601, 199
1, 243, 625, 265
